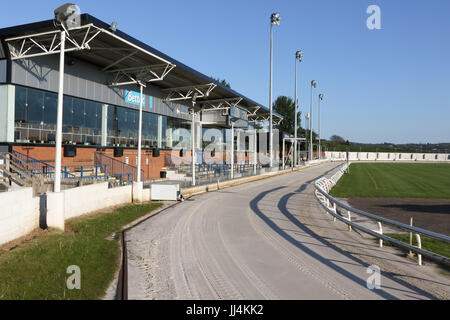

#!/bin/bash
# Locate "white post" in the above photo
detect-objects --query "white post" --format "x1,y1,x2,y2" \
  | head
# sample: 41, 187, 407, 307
253, 128, 257, 175
415, 234, 422, 266
347, 211, 352, 231
294, 56, 298, 167
231, 122, 234, 180
54, 30, 65, 193
318, 95, 321, 160
269, 23, 273, 168
378, 222, 383, 248
192, 111, 196, 186
137, 84, 143, 182
309, 85, 313, 161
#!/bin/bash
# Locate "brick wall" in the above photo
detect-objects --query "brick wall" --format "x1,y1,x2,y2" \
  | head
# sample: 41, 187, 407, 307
12, 145, 169, 180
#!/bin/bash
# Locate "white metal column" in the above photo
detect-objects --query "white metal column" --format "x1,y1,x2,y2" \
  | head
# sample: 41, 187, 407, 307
253, 129, 257, 175
54, 31, 65, 193
231, 123, 234, 180
137, 84, 143, 182
294, 57, 298, 167
192, 111, 196, 186
269, 23, 273, 168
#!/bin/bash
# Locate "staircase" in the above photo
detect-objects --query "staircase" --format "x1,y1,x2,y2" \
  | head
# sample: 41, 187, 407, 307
94, 152, 144, 186
0, 152, 49, 195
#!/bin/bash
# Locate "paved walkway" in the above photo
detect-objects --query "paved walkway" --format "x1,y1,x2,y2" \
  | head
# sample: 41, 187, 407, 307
126, 162, 450, 300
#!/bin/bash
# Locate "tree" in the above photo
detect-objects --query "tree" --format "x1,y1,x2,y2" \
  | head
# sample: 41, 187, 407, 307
213, 77, 231, 89
330, 135, 345, 144
273, 96, 302, 136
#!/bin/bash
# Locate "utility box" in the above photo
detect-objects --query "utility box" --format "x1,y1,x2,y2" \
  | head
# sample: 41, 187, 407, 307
150, 182, 180, 201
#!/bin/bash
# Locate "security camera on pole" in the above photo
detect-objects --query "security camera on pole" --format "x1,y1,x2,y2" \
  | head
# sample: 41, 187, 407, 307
269, 12, 280, 169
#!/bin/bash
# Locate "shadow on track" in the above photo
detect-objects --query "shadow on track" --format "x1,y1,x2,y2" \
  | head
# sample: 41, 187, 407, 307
249, 166, 437, 300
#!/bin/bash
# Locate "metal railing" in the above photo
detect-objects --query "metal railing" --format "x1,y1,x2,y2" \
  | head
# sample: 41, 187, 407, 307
9, 150, 57, 178
314, 163, 450, 267
94, 152, 144, 185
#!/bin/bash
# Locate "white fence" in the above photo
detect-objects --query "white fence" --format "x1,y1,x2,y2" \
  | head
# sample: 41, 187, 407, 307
326, 151, 450, 162
314, 163, 450, 267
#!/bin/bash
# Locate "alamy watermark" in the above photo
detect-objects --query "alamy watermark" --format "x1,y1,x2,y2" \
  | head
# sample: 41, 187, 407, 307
169, 128, 279, 167
367, 5, 381, 30
66, 265, 81, 290
366, 265, 381, 290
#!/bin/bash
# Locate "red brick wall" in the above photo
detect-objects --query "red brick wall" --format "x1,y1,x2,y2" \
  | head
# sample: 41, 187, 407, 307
12, 145, 170, 180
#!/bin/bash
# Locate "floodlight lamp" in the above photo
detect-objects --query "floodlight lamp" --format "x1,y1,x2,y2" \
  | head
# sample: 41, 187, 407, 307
54, 3, 80, 29
110, 22, 117, 32
192, 92, 199, 103
311, 80, 317, 88
296, 50, 303, 61
319, 93, 324, 100
271, 13, 281, 26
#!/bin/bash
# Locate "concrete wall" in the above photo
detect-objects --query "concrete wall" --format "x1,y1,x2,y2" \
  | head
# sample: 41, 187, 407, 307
63, 183, 132, 220
0, 188, 40, 246
325, 151, 450, 162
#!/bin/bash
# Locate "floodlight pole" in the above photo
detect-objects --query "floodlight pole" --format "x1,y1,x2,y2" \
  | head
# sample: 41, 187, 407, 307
309, 81, 316, 160
54, 30, 65, 193
192, 110, 196, 186
294, 55, 298, 167
231, 122, 234, 180
318, 93, 323, 160
269, 13, 280, 169
137, 83, 143, 182
294, 51, 302, 167
253, 128, 257, 175
269, 21, 274, 168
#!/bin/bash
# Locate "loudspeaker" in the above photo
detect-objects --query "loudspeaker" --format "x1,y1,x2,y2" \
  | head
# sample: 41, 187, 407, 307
153, 148, 160, 157
64, 145, 76, 157
114, 147, 123, 157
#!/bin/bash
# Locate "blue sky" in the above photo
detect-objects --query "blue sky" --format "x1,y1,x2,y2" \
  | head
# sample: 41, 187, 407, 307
1, 0, 449, 143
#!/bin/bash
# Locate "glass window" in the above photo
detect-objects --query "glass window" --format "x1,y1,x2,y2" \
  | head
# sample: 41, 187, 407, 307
72, 97, 85, 127
27, 88, 44, 124
143, 112, 158, 146
85, 101, 101, 132
14, 86, 27, 123
43, 91, 57, 124
63, 96, 73, 127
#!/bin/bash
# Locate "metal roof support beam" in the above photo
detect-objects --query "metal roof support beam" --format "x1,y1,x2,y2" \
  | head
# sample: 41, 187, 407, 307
200, 97, 243, 112
101, 50, 138, 71
108, 63, 176, 86
5, 24, 101, 60
163, 83, 217, 101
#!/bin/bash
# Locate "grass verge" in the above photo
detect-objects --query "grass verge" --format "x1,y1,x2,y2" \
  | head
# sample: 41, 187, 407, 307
385, 233, 450, 259
0, 202, 163, 300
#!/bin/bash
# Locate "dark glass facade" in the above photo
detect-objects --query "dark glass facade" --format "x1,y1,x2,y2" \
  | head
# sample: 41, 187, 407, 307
13, 85, 196, 149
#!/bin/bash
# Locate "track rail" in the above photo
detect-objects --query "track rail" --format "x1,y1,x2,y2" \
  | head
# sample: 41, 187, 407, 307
314, 163, 450, 267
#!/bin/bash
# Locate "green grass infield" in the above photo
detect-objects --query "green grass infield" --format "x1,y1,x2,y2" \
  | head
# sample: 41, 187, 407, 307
330, 163, 450, 199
